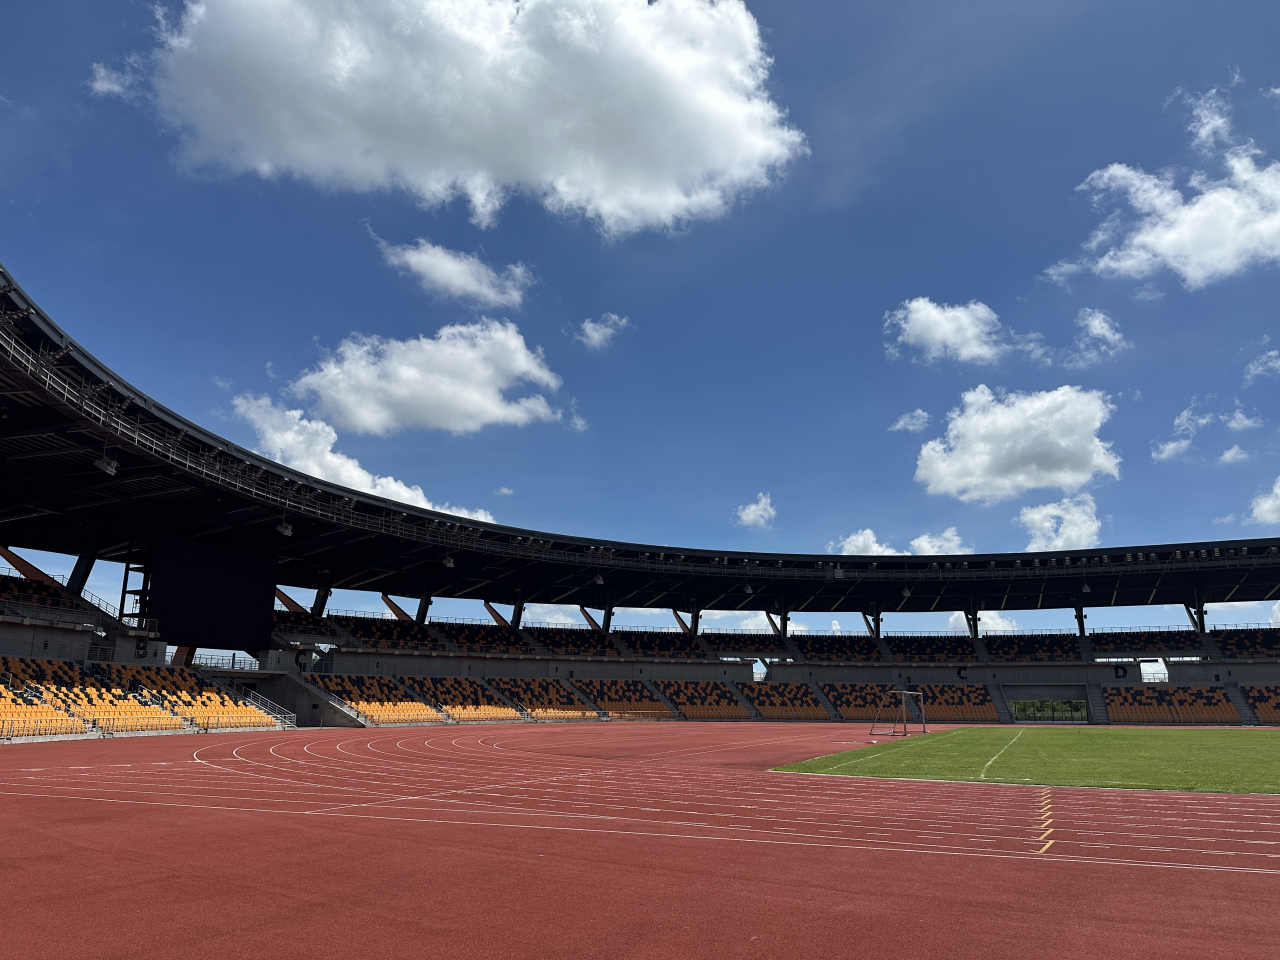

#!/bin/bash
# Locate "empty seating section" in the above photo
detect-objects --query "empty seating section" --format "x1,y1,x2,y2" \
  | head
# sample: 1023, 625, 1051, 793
272, 609, 337, 637
432, 621, 532, 655
99, 664, 274, 729
0, 657, 181, 732
0, 660, 84, 735
613, 630, 705, 659
652, 680, 749, 720
400, 677, 521, 722
311, 674, 444, 724
794, 634, 881, 662
819, 683, 899, 720
985, 634, 1082, 662
571, 679, 672, 719
1241, 686, 1280, 723
0, 574, 68, 606
885, 635, 977, 662
525, 627, 619, 658
736, 682, 828, 720
487, 678, 597, 720
700, 632, 789, 656
917, 684, 998, 722
1090, 631, 1205, 654
1104, 686, 1241, 724
1216, 630, 1280, 659
330, 615, 450, 652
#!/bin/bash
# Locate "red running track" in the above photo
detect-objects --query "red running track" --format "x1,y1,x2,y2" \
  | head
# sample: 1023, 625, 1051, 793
1, 722, 1277, 959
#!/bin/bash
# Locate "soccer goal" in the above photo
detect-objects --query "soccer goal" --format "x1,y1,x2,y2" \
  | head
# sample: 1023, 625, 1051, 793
869, 690, 928, 737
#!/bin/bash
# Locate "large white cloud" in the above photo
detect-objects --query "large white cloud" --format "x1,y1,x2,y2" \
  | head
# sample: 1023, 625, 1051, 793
1017, 493, 1101, 551
884, 298, 1011, 365
378, 236, 533, 308
947, 610, 1018, 634
107, 0, 804, 235
1249, 477, 1280, 524
1060, 134, 1280, 289
735, 492, 776, 529
232, 393, 493, 519
289, 321, 562, 436
915, 385, 1120, 503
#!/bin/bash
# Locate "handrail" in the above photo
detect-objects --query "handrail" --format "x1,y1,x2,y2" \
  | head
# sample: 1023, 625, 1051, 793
193, 667, 296, 728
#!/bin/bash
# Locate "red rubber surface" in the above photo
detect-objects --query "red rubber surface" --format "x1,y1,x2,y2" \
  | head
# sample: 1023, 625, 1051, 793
2, 722, 1277, 959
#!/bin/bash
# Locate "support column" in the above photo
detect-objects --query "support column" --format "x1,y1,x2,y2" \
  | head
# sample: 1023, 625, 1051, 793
861, 609, 882, 639
68, 552, 95, 596
690, 607, 700, 635
415, 594, 432, 626
780, 610, 789, 638
963, 609, 979, 641
511, 599, 525, 630
311, 586, 331, 617
1184, 602, 1206, 634
602, 605, 614, 634
1074, 605, 1087, 637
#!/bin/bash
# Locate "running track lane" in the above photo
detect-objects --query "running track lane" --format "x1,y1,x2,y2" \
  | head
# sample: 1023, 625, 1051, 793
0, 722, 1275, 960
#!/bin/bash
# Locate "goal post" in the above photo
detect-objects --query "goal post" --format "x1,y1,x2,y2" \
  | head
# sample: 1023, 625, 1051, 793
869, 690, 928, 737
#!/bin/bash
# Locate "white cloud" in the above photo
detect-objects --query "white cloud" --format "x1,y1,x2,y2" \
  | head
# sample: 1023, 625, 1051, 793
1272, 601, 1280, 627
1220, 445, 1249, 464
377, 236, 533, 308
735, 492, 776, 529
1064, 308, 1131, 368
118, 0, 804, 236
889, 409, 930, 433
1017, 493, 1101, 551
1244, 350, 1280, 385
884, 298, 1010, 365
1172, 405, 1214, 436
289, 321, 562, 436
1062, 144, 1280, 289
828, 526, 971, 556
524, 603, 582, 625
1151, 439, 1191, 461
1223, 408, 1264, 430
575, 313, 630, 350
88, 55, 145, 98
494, 486, 514, 496
828, 528, 907, 556
232, 393, 492, 520
1249, 477, 1280, 523
947, 610, 1019, 634
1131, 283, 1164, 301
915, 385, 1119, 504
908, 527, 972, 555
1185, 87, 1234, 154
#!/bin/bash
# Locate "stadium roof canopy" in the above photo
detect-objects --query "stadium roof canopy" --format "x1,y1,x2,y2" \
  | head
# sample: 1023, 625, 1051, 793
3, 260, 1280, 626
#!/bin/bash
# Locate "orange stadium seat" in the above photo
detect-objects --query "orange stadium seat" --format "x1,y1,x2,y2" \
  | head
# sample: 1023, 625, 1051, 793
984, 634, 1082, 662
1, 657, 183, 733
612, 630, 706, 659
431, 622, 533, 655
916, 684, 999, 722
884, 635, 978, 662
735, 681, 828, 720
99, 663, 275, 729
310, 674, 445, 724
401, 676, 522, 722
487, 678, 598, 720
1241, 685, 1280, 724
329, 615, 452, 652
1090, 631, 1206, 654
523, 627, 621, 658
793, 634, 882, 662
1104, 685, 1241, 724
1215, 630, 1280, 659
819, 683, 899, 720
652, 680, 750, 720
571, 679, 673, 719
700, 631, 789, 657
272, 609, 338, 637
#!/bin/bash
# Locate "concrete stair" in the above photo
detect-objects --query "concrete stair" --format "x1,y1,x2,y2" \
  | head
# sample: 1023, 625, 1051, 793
561, 679, 608, 719
423, 623, 462, 653
518, 628, 551, 656
971, 635, 991, 663
608, 632, 635, 657
1085, 684, 1111, 724
1201, 633, 1224, 661
284, 673, 373, 726
988, 683, 1013, 723
197, 669, 297, 729
809, 681, 842, 721
780, 635, 805, 662
479, 678, 534, 721
1078, 633, 1095, 661
641, 678, 685, 720
1223, 682, 1259, 725
727, 681, 764, 720
874, 635, 895, 662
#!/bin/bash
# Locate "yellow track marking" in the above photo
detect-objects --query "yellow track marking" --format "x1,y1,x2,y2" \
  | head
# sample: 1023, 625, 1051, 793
1037, 840, 1056, 853
1038, 828, 1054, 840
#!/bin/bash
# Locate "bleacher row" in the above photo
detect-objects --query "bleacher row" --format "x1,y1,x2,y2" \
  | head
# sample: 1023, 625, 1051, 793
275, 610, 1280, 661
0, 657, 277, 737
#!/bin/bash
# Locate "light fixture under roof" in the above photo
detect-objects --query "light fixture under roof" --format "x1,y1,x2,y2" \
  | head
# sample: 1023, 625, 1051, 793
442, 556, 455, 568
93, 455, 117, 476
276, 520, 293, 537
593, 574, 604, 585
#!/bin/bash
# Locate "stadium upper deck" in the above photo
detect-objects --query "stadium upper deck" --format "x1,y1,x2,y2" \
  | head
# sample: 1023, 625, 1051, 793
3, 261, 1280, 640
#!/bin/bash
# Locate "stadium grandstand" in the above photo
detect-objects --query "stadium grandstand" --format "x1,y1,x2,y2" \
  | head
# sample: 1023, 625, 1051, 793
1, 259, 1280, 739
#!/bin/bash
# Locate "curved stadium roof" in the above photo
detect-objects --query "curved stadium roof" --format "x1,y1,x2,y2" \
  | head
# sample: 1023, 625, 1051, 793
2, 260, 1279, 620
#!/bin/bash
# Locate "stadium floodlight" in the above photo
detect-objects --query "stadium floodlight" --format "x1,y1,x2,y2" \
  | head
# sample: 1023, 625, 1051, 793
744, 584, 753, 594
593, 574, 604, 585
93, 455, 117, 476
901, 587, 912, 598
442, 556, 455, 568
276, 520, 293, 537
1082, 581, 1092, 593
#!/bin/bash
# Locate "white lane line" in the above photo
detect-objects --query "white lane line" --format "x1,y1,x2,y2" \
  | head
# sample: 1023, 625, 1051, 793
979, 728, 1026, 780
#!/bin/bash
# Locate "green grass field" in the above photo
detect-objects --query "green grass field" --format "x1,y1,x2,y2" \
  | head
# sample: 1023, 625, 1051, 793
777, 726, 1280, 793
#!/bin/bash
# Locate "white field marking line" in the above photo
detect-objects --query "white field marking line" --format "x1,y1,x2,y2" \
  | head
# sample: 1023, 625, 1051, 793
979, 728, 1026, 780
2, 786, 1277, 876
813, 729, 968, 772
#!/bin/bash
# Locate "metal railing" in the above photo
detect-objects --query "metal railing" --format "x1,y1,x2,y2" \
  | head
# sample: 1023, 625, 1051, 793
170, 651, 262, 671
0, 716, 89, 739
0, 565, 158, 633
194, 669, 296, 729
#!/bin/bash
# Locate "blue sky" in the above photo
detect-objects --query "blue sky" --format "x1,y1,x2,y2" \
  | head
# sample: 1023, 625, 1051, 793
6, 0, 1280, 635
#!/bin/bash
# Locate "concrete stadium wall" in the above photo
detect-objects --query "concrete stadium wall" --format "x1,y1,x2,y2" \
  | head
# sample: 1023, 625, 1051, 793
0, 623, 165, 665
